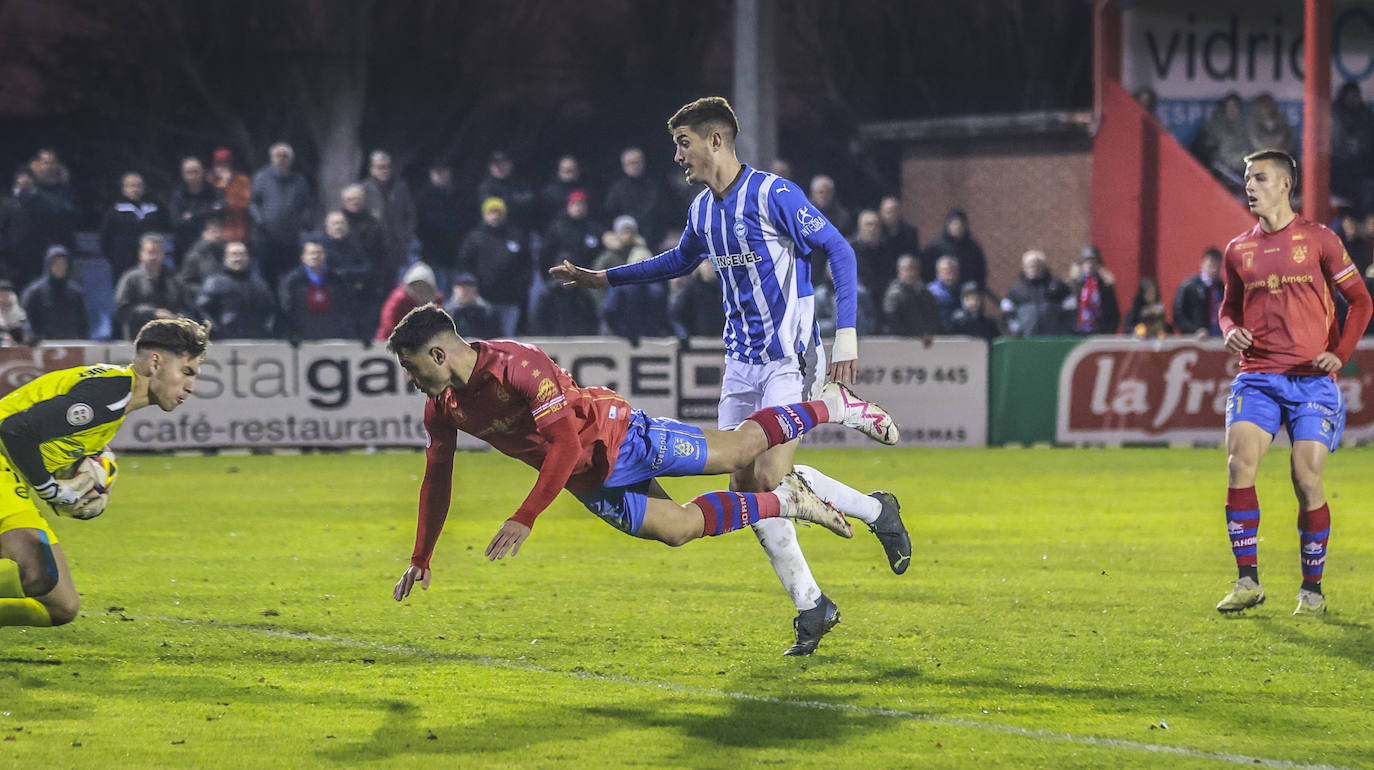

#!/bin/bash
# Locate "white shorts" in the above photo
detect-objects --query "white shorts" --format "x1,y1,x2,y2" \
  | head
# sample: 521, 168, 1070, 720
717, 345, 827, 430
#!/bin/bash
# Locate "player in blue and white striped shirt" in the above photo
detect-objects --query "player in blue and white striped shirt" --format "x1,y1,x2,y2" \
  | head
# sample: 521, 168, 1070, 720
553, 97, 910, 656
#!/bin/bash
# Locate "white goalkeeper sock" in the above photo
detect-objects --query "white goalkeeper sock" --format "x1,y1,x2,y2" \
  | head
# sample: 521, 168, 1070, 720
752, 517, 823, 611
793, 465, 882, 524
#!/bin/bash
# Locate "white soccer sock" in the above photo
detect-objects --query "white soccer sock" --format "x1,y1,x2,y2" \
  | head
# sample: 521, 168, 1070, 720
752, 517, 823, 611
794, 465, 882, 523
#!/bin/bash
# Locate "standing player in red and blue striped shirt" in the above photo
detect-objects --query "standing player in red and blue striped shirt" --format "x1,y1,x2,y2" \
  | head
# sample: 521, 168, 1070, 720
552, 97, 910, 655
1215, 150, 1372, 616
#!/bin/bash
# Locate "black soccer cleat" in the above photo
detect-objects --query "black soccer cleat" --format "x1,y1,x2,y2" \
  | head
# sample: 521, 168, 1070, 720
868, 491, 912, 575
783, 594, 840, 656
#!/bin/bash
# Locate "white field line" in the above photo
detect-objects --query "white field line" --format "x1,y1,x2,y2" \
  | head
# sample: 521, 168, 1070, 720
148, 616, 1350, 770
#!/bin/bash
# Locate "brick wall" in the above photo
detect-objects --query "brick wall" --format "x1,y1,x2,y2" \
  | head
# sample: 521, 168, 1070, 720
900, 137, 1093, 298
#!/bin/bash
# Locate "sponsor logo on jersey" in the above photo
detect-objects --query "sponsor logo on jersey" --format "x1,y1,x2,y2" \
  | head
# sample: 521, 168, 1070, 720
1303, 541, 1325, 555
1234, 241, 1257, 249
709, 251, 763, 269
1292, 233, 1306, 241
796, 206, 827, 236
1292, 245, 1308, 264
608, 405, 618, 420
1227, 520, 1244, 533
66, 403, 93, 426
1245, 273, 1313, 293
1242, 251, 1254, 269
1231, 536, 1258, 548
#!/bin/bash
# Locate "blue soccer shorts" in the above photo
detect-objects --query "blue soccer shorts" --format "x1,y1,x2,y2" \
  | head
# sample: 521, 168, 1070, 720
1225, 372, 1346, 451
573, 410, 709, 535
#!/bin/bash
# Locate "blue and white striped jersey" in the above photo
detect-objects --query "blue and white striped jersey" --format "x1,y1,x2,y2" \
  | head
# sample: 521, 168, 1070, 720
607, 165, 857, 364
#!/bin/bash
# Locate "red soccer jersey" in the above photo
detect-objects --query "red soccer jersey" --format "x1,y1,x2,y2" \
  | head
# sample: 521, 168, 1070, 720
408, 340, 634, 569
1219, 215, 1365, 375
426, 339, 632, 492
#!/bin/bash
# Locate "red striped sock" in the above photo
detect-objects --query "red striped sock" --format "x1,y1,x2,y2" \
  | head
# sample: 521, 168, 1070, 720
696, 491, 782, 536
744, 401, 829, 447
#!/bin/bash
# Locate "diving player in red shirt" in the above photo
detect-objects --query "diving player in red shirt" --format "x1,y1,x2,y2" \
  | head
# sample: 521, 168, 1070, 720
1216, 150, 1372, 616
385, 305, 904, 653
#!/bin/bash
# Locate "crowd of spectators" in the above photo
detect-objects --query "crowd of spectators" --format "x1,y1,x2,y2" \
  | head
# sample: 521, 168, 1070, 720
4, 134, 1374, 348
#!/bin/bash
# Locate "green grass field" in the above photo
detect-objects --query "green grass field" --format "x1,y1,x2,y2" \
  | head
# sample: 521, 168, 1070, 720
4, 447, 1374, 768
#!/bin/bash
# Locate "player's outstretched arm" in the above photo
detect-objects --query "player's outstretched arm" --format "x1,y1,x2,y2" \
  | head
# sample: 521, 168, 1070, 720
549, 259, 610, 290
393, 565, 431, 601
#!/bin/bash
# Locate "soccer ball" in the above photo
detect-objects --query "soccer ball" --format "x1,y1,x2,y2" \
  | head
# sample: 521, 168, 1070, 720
55, 448, 117, 519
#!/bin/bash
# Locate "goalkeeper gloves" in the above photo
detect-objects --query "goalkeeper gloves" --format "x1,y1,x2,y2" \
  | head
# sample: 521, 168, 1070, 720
34, 477, 82, 507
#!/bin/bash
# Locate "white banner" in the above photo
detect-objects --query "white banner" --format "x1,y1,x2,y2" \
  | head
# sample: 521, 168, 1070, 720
0, 337, 988, 451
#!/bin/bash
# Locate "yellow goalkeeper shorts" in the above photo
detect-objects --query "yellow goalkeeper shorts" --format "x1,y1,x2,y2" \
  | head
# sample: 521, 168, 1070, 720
0, 455, 58, 545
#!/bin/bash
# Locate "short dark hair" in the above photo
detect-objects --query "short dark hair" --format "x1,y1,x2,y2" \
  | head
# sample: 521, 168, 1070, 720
387, 304, 457, 355
134, 318, 210, 358
667, 97, 739, 143
1243, 149, 1299, 190
1202, 247, 1223, 262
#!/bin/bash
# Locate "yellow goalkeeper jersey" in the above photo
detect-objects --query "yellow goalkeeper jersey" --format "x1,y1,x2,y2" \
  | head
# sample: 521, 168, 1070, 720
0, 364, 134, 486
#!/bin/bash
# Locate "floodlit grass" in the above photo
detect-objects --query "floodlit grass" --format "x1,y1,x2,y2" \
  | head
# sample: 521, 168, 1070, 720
3, 447, 1373, 768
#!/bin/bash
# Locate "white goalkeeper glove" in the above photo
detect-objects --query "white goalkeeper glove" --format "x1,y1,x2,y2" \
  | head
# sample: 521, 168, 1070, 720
34, 477, 83, 507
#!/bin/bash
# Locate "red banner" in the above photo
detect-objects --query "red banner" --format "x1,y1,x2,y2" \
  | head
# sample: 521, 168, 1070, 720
1056, 339, 1374, 445
0, 347, 89, 399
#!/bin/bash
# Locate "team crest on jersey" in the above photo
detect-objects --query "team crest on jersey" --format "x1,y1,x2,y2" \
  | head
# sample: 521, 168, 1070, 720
1344, 250, 1352, 265
1292, 245, 1308, 264
673, 438, 696, 457
66, 403, 93, 426
734, 221, 747, 238
796, 206, 826, 236
536, 378, 558, 402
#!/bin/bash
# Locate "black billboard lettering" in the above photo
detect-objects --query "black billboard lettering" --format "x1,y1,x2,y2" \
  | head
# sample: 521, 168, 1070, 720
570, 356, 618, 391
630, 355, 671, 397
306, 358, 350, 409
356, 356, 402, 397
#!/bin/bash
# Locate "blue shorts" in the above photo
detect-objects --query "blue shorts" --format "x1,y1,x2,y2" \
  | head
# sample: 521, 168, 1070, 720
1226, 372, 1346, 451
573, 410, 709, 535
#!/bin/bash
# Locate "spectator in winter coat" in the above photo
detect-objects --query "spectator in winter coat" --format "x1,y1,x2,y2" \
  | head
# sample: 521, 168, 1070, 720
100, 172, 167, 276
168, 156, 224, 257
921, 209, 988, 289
948, 282, 1001, 340
883, 255, 941, 340
1000, 249, 1072, 337
361, 149, 417, 282
927, 255, 962, 330
113, 234, 184, 339
1172, 248, 1225, 337
602, 147, 663, 243
443, 272, 500, 340
21, 245, 88, 341
278, 241, 356, 342
375, 261, 441, 342
416, 161, 464, 273
250, 142, 314, 288
176, 218, 226, 308
456, 197, 530, 337
195, 242, 276, 339
477, 151, 536, 229
210, 147, 252, 243
1066, 246, 1121, 334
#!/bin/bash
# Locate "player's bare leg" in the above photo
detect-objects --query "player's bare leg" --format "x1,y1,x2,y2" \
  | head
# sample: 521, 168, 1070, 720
0, 530, 80, 627
1217, 421, 1274, 613
1290, 440, 1330, 615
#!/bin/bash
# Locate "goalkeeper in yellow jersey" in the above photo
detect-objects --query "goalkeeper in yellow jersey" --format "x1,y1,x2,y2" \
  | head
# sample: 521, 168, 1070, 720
0, 318, 208, 629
